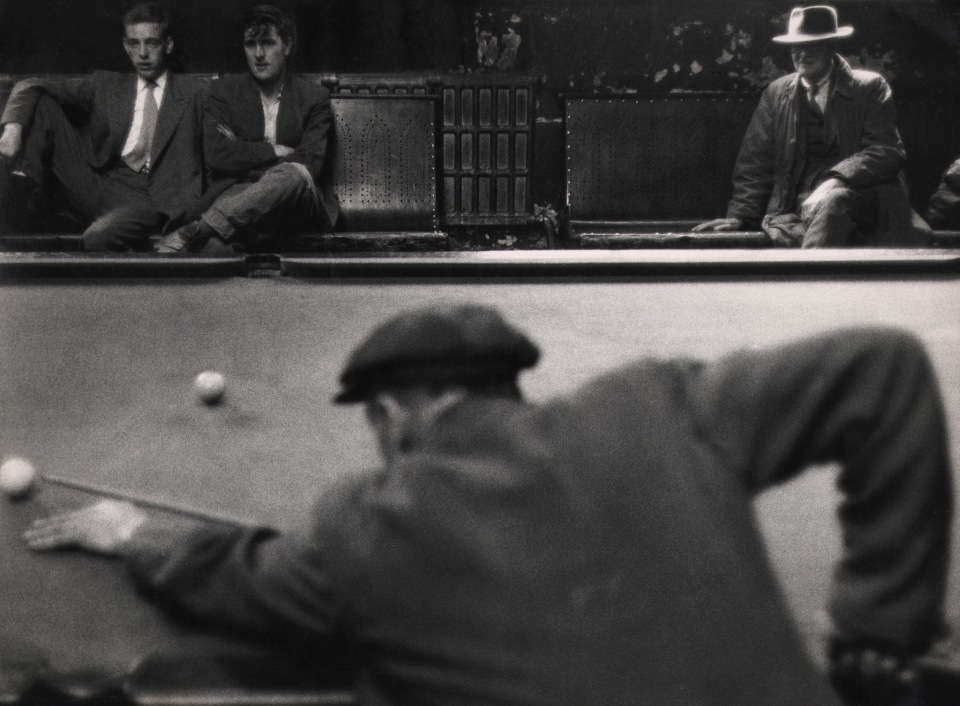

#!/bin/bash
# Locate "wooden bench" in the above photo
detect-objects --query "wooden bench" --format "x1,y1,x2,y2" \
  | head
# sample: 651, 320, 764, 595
563, 93, 960, 248
0, 74, 445, 252
311, 93, 442, 252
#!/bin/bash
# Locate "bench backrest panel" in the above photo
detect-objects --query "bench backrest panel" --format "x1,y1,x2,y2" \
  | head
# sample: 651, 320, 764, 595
565, 96, 757, 221
328, 95, 437, 232
897, 95, 960, 211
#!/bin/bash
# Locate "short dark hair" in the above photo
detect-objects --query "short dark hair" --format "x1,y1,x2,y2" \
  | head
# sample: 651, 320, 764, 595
123, 2, 173, 39
241, 4, 296, 49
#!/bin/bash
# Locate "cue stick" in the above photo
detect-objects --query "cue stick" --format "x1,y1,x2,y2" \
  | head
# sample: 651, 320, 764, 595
42, 474, 256, 528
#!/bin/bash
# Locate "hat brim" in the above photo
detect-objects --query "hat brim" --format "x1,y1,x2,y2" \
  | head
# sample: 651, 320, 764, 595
773, 26, 854, 44
333, 357, 532, 404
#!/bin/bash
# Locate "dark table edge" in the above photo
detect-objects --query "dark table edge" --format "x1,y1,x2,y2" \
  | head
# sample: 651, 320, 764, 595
1, 249, 959, 280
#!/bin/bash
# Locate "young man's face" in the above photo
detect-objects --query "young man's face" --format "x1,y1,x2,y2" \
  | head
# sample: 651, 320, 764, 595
244, 24, 291, 86
790, 42, 834, 83
123, 22, 173, 81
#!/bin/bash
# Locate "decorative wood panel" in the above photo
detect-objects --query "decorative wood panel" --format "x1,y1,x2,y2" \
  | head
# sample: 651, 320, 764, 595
320, 73, 536, 228
565, 95, 757, 221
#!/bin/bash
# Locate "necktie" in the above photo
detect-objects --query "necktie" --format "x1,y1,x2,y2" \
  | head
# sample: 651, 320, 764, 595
808, 78, 828, 115
124, 82, 159, 173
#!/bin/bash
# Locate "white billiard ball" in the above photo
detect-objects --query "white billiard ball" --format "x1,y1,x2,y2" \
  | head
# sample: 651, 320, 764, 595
194, 371, 226, 405
0, 457, 37, 499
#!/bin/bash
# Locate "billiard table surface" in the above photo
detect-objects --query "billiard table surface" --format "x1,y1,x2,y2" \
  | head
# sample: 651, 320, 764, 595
1, 248, 958, 704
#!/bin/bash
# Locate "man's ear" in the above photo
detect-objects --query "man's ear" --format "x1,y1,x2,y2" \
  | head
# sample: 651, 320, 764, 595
418, 389, 468, 427
368, 393, 408, 427
367, 393, 414, 459
164, 37, 174, 56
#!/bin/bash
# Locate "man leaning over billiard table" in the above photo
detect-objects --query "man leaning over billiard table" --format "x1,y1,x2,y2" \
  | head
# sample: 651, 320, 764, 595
25, 304, 953, 706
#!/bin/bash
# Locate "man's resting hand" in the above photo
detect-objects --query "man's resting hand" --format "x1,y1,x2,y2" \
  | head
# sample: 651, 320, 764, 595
0, 123, 24, 163
24, 500, 148, 555
692, 217, 745, 233
801, 177, 846, 216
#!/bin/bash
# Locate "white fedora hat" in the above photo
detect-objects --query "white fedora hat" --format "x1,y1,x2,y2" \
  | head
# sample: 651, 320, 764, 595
773, 5, 854, 44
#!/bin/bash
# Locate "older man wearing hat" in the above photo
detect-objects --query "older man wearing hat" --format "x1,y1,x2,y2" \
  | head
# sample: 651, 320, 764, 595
695, 5, 930, 247
23, 304, 951, 705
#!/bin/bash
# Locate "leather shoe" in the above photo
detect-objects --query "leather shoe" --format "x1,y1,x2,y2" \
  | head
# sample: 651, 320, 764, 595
155, 220, 213, 253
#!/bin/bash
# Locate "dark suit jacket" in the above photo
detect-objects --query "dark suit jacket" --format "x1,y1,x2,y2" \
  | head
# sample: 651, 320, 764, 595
0, 70, 208, 222
203, 73, 339, 230
726, 56, 927, 245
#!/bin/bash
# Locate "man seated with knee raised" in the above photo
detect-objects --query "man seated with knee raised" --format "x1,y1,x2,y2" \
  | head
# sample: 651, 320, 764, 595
694, 5, 929, 248
0, 2, 208, 252
156, 5, 338, 254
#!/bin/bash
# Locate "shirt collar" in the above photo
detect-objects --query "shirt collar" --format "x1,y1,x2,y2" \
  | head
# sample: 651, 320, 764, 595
260, 87, 282, 105
801, 75, 825, 94
800, 62, 833, 96
138, 71, 168, 92
831, 55, 857, 99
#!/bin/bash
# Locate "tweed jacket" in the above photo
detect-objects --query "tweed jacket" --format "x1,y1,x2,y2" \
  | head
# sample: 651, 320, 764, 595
0, 71, 208, 222
727, 57, 926, 245
203, 73, 339, 230
121, 328, 950, 706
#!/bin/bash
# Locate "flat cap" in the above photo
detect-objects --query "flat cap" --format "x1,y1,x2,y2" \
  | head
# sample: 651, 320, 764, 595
335, 304, 540, 403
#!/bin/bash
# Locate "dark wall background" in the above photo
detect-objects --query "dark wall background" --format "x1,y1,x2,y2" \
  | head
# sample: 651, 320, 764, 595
1, 1, 956, 86
1, 0, 958, 222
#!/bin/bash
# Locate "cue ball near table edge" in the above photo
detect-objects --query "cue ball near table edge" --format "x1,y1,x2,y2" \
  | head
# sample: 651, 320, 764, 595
0, 456, 38, 499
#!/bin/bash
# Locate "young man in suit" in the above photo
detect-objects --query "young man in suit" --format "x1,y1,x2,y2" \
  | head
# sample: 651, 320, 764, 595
0, 2, 208, 252
155, 5, 338, 254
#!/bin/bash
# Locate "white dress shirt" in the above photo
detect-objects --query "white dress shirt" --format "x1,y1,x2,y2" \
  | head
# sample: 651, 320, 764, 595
121, 72, 167, 158
261, 90, 281, 145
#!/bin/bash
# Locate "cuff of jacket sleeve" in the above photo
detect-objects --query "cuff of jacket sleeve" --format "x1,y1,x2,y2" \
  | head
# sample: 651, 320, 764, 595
828, 160, 871, 189
725, 211, 759, 228
120, 516, 214, 585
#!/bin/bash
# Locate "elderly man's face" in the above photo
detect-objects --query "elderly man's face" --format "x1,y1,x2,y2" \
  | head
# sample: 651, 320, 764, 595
790, 42, 835, 83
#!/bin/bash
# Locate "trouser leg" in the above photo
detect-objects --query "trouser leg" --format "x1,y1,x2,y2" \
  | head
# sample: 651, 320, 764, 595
200, 162, 319, 240
16, 95, 102, 221
82, 169, 164, 252
799, 182, 879, 247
